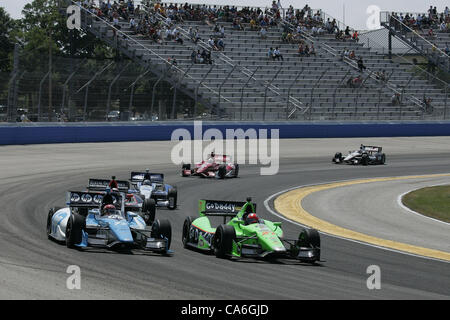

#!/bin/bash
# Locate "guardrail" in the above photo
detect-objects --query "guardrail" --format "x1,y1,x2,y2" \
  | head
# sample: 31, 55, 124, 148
2, 121, 450, 145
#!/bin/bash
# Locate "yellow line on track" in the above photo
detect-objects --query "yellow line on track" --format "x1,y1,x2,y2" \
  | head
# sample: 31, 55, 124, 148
274, 173, 450, 261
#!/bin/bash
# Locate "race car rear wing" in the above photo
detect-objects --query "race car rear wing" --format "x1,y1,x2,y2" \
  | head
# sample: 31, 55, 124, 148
66, 191, 124, 210
361, 145, 382, 153
199, 199, 255, 215
130, 172, 164, 183
87, 179, 130, 192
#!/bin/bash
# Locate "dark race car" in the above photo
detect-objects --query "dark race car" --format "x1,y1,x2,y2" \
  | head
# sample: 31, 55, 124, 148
333, 144, 386, 165
129, 172, 177, 210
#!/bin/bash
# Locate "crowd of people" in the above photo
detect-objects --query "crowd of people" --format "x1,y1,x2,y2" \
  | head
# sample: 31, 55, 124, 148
390, 6, 450, 32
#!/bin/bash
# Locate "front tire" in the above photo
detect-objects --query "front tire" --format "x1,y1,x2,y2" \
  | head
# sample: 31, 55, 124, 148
297, 227, 320, 249
213, 225, 236, 258
233, 164, 239, 178
182, 216, 196, 248
168, 188, 177, 210
152, 219, 172, 253
46, 207, 62, 239
65, 212, 85, 248
181, 164, 191, 177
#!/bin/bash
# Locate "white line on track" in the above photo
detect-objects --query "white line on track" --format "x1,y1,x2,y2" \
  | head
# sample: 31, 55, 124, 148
263, 178, 450, 264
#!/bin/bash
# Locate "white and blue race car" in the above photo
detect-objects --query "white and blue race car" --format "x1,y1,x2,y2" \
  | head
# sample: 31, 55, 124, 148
129, 171, 177, 210
46, 191, 172, 254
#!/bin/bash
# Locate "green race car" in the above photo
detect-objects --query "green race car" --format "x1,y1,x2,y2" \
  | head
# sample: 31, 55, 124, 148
182, 198, 321, 263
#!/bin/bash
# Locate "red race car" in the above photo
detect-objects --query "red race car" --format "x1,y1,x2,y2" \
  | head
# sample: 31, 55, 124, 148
181, 153, 239, 179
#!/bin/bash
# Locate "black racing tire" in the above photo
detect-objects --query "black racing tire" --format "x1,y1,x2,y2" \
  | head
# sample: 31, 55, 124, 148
168, 188, 177, 210
361, 153, 369, 166
381, 153, 386, 165
65, 211, 85, 248
297, 227, 321, 249
181, 164, 191, 177
217, 165, 227, 179
213, 224, 236, 258
182, 216, 196, 248
142, 198, 156, 225
333, 152, 343, 163
46, 206, 62, 239
152, 219, 172, 252
234, 163, 239, 178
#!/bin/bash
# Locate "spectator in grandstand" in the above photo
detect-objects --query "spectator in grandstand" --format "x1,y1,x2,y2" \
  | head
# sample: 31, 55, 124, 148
423, 94, 433, 112
391, 93, 401, 106
217, 38, 225, 51
309, 44, 316, 56
298, 43, 305, 56
445, 44, 450, 56
191, 50, 197, 63
196, 50, 204, 64
268, 47, 275, 60
273, 47, 284, 61
352, 30, 359, 42
347, 75, 362, 88
208, 37, 218, 50
348, 50, 356, 60
344, 26, 351, 39
260, 27, 268, 39
375, 70, 387, 82
357, 57, 367, 72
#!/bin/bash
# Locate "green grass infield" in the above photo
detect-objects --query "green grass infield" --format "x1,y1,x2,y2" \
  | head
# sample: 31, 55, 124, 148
402, 186, 450, 223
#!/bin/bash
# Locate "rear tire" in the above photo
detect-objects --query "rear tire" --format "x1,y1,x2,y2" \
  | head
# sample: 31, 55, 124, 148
152, 219, 172, 253
233, 164, 239, 178
217, 165, 227, 179
213, 225, 236, 258
142, 198, 156, 225
46, 207, 62, 239
65, 212, 85, 248
168, 188, 177, 210
381, 153, 386, 165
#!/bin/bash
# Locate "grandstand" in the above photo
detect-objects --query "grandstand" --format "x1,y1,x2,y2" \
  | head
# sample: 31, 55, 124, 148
25, 1, 450, 121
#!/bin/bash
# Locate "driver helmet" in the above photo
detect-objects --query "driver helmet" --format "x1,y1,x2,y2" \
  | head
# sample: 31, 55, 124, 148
246, 213, 259, 225
143, 179, 152, 186
105, 187, 111, 194
145, 168, 150, 173
102, 204, 116, 216
210, 151, 215, 158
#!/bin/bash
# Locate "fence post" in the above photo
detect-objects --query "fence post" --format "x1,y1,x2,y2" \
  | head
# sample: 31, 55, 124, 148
218, 65, 236, 113
106, 61, 131, 120
444, 84, 448, 120
151, 75, 164, 120
333, 71, 350, 119
309, 70, 327, 120
37, 71, 50, 122
194, 64, 214, 117
286, 69, 303, 120
263, 69, 281, 121
76, 61, 114, 121
240, 67, 259, 121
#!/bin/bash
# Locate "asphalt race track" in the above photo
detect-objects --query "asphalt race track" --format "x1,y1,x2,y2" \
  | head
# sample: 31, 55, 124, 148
0, 137, 449, 299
